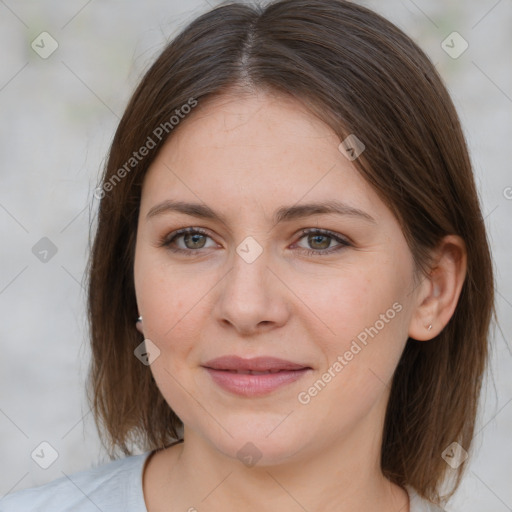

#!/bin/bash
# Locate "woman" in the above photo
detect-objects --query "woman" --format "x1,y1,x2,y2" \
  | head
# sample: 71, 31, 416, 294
1, 0, 495, 510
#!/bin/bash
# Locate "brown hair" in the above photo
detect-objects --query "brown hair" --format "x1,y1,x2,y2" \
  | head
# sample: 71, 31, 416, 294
86, 0, 495, 506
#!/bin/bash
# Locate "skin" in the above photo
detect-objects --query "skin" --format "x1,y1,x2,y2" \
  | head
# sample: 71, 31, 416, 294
133, 89, 467, 512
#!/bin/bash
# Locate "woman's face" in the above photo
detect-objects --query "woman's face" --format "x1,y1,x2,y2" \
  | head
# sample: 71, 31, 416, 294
134, 90, 422, 465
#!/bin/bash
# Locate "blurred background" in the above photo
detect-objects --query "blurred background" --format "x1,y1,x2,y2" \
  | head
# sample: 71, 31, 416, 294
0, 0, 511, 510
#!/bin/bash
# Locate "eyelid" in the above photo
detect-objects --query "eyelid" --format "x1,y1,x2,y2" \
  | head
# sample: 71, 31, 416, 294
159, 226, 352, 255
294, 227, 352, 246
158, 227, 217, 249
291, 228, 352, 255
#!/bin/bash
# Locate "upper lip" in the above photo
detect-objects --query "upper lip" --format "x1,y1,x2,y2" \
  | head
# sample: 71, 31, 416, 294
202, 356, 310, 372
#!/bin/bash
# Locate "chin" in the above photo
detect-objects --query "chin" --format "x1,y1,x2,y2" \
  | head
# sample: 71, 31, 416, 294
193, 414, 313, 468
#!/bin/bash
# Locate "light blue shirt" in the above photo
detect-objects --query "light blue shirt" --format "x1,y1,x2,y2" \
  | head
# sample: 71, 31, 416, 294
0, 451, 152, 511
0, 450, 445, 511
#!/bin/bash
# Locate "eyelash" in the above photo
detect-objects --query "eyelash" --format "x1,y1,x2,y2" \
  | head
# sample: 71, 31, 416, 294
159, 227, 351, 257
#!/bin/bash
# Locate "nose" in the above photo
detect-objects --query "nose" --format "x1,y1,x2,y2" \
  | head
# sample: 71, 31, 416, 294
212, 245, 291, 336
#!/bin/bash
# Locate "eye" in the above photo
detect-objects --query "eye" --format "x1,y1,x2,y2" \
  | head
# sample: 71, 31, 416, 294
160, 227, 217, 254
293, 228, 351, 256
159, 227, 351, 257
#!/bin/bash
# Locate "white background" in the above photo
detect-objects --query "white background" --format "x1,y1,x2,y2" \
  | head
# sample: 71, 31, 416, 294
0, 1, 511, 510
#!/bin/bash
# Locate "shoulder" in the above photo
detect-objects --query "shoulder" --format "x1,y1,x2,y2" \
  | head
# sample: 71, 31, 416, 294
406, 486, 447, 512
0, 451, 153, 512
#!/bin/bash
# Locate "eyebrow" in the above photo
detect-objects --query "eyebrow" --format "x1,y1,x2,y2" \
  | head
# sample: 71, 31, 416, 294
145, 199, 376, 225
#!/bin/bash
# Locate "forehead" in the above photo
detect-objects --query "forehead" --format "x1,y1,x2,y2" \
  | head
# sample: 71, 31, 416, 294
139, 91, 390, 224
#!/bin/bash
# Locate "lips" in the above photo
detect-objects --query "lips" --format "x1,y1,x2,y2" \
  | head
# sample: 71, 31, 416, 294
203, 356, 309, 372
202, 356, 311, 396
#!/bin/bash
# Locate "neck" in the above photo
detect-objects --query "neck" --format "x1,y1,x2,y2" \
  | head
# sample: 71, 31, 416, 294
178, 438, 406, 511
149, 411, 409, 511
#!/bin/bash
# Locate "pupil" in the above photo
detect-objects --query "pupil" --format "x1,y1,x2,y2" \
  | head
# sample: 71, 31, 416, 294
310, 234, 329, 249
185, 233, 206, 249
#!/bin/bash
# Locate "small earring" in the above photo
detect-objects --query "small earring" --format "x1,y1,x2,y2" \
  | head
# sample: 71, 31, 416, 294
137, 316, 142, 323
427, 323, 432, 331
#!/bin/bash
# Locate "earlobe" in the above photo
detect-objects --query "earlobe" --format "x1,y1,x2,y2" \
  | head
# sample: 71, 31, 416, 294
136, 315, 144, 334
408, 235, 467, 341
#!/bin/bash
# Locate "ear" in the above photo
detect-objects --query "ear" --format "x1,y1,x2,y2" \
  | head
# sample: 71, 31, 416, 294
408, 234, 467, 341
136, 319, 144, 335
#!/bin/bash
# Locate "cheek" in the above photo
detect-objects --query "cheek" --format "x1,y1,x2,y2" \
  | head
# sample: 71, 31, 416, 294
134, 251, 219, 359
295, 261, 408, 390
134, 255, 209, 421
290, 263, 396, 348
135, 250, 175, 327
297, 303, 406, 431
138, 273, 193, 345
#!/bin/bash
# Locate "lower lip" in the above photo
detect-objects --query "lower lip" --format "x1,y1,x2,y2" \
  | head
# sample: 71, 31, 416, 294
204, 368, 310, 397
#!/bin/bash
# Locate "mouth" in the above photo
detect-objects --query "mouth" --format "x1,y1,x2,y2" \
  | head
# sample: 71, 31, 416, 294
216, 369, 289, 375
203, 355, 310, 372
202, 356, 312, 397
